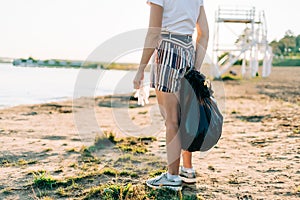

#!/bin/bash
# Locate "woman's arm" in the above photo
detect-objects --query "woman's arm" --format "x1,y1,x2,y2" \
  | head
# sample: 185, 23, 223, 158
133, 3, 163, 89
195, 6, 209, 71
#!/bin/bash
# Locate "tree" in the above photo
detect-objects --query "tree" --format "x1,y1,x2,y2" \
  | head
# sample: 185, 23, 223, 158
268, 30, 300, 56
279, 31, 296, 54
270, 40, 282, 56
285, 30, 294, 37
296, 35, 300, 53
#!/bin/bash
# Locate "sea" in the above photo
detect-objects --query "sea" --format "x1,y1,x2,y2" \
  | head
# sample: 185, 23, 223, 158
0, 63, 147, 109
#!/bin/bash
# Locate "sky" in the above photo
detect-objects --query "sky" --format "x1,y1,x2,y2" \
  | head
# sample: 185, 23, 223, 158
1, 0, 300, 63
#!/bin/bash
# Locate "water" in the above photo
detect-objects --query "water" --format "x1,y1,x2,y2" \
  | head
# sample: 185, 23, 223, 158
0, 63, 145, 108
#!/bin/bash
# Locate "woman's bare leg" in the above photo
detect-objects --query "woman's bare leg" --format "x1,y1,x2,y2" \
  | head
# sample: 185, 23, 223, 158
182, 150, 192, 168
156, 89, 181, 175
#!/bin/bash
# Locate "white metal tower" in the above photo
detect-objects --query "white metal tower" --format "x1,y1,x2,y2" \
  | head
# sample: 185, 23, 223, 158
212, 6, 272, 78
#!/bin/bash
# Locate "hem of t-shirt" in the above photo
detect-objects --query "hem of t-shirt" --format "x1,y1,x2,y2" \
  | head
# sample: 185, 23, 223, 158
146, 0, 163, 7
162, 29, 195, 36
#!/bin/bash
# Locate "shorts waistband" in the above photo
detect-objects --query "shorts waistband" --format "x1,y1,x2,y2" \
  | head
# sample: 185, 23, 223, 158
161, 32, 192, 43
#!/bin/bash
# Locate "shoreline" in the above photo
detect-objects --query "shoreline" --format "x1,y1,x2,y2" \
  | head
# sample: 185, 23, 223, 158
0, 63, 152, 110
0, 97, 74, 111
1, 65, 298, 111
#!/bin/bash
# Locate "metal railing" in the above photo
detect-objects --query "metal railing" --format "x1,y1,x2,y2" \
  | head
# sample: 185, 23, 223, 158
216, 6, 256, 23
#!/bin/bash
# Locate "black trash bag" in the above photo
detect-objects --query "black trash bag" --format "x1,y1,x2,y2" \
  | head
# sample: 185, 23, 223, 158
179, 69, 223, 152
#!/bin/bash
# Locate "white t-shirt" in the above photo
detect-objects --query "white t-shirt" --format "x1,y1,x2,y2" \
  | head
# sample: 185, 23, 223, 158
147, 0, 204, 35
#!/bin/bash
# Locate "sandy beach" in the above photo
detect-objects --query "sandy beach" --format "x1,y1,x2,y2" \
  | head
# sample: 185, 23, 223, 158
0, 67, 299, 200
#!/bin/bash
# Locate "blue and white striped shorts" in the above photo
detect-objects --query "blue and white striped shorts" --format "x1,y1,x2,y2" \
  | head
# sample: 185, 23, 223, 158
150, 35, 195, 93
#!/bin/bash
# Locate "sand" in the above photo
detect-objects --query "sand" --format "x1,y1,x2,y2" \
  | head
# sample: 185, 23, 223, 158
0, 67, 299, 200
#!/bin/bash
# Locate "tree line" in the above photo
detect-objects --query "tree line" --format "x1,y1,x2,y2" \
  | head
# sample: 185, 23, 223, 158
270, 30, 300, 57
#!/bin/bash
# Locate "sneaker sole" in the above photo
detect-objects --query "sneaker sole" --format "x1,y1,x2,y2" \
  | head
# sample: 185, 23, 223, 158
146, 182, 182, 191
179, 176, 196, 184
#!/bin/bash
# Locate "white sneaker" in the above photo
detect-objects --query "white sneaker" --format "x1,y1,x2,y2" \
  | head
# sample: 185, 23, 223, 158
146, 173, 182, 191
179, 167, 196, 184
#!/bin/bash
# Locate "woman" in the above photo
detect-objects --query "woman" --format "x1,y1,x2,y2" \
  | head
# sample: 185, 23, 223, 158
133, 0, 209, 191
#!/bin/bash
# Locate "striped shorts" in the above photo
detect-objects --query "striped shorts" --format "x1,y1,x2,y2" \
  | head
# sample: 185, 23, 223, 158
150, 34, 195, 93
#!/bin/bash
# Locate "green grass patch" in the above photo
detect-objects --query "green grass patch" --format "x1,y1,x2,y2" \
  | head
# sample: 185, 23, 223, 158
18, 158, 37, 166
68, 162, 78, 168
115, 154, 144, 167
94, 131, 118, 149
116, 154, 133, 162
107, 131, 118, 143
208, 165, 215, 171
82, 184, 204, 200
138, 111, 148, 115
0, 159, 11, 167
117, 144, 147, 154
149, 169, 166, 178
33, 172, 57, 189
56, 182, 82, 197
32, 170, 103, 191
79, 131, 122, 156
115, 136, 155, 154
1, 187, 13, 195
56, 187, 70, 197
65, 147, 77, 153
54, 168, 63, 173
101, 167, 118, 177
82, 183, 133, 200
28, 169, 47, 175
220, 74, 242, 81
119, 170, 138, 178
40, 197, 54, 200
147, 187, 181, 200
139, 136, 157, 143
79, 145, 95, 158
43, 148, 53, 152
293, 128, 300, 134
228, 176, 239, 185
288, 128, 300, 138
183, 194, 205, 200
273, 58, 300, 66
0, 158, 37, 167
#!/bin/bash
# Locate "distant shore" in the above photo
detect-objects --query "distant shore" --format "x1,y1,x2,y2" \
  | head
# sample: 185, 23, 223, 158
8, 57, 139, 70
2, 55, 300, 69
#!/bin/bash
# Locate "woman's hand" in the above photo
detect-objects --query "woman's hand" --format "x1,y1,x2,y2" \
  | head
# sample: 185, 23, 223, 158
133, 69, 144, 89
